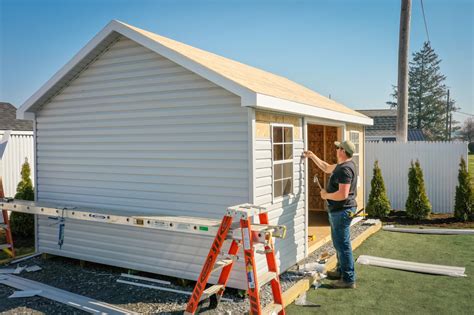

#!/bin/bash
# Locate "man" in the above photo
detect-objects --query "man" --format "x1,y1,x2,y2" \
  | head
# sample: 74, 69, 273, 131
303, 140, 357, 289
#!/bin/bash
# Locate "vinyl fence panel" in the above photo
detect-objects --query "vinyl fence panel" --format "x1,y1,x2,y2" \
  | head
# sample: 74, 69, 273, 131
0, 131, 35, 197
365, 141, 467, 214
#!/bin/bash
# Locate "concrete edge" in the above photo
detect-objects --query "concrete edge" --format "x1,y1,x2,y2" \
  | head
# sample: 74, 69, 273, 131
280, 221, 382, 308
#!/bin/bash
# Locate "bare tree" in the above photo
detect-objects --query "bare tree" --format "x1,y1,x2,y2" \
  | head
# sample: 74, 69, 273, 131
458, 118, 474, 142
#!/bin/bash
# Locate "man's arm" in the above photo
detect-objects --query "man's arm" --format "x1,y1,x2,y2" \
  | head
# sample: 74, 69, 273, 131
303, 151, 336, 174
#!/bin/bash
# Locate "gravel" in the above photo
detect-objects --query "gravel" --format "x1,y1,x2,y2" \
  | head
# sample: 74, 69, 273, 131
0, 221, 374, 314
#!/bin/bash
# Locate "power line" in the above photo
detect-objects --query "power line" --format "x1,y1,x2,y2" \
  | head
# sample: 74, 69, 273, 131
420, 0, 430, 43
455, 111, 474, 117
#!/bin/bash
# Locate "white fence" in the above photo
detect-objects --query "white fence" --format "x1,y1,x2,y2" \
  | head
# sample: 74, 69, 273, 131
0, 130, 35, 197
364, 141, 468, 214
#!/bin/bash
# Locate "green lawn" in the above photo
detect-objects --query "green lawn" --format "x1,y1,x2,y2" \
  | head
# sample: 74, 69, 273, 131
469, 154, 474, 189
287, 231, 474, 314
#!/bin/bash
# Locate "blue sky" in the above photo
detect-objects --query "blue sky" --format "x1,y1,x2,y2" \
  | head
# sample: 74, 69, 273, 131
1, 0, 472, 123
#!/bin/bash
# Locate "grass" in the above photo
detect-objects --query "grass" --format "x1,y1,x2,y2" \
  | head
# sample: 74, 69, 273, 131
287, 230, 474, 314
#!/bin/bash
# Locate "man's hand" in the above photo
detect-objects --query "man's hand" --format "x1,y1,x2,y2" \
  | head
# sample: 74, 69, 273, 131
320, 189, 328, 200
303, 150, 316, 159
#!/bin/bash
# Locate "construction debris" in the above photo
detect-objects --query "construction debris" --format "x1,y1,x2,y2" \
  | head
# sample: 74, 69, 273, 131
9, 290, 43, 298
357, 255, 467, 277
362, 219, 381, 225
120, 273, 171, 285
294, 292, 320, 307
0, 265, 41, 274
116, 278, 233, 302
9, 252, 42, 264
383, 225, 474, 235
0, 275, 137, 314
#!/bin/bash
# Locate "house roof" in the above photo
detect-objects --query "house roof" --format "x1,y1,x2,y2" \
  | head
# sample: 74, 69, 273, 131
18, 20, 372, 126
357, 109, 425, 141
0, 102, 33, 131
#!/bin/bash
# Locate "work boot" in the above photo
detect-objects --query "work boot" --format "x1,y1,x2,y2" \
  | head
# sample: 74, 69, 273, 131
326, 269, 341, 280
330, 279, 356, 289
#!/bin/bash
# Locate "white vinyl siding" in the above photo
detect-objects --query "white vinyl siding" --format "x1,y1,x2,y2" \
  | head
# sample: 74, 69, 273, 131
35, 37, 250, 289
254, 132, 306, 274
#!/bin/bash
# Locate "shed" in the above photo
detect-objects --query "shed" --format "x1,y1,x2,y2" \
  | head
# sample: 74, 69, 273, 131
17, 20, 372, 289
0, 102, 34, 197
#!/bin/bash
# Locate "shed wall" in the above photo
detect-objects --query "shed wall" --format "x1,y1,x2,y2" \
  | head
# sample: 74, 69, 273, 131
254, 111, 306, 270
35, 37, 251, 288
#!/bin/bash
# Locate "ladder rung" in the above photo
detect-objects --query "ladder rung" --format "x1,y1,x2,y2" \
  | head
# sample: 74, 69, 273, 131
0, 244, 12, 250
200, 284, 224, 301
258, 271, 277, 287
262, 302, 283, 315
212, 259, 234, 273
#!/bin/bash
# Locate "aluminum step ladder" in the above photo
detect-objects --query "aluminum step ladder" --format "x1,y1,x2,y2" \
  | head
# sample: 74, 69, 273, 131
184, 204, 286, 315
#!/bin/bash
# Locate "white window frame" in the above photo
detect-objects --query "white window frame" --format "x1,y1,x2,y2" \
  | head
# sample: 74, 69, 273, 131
271, 123, 294, 202
349, 131, 361, 188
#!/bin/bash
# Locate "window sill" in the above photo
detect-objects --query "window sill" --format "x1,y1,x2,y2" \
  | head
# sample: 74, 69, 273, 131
272, 193, 296, 204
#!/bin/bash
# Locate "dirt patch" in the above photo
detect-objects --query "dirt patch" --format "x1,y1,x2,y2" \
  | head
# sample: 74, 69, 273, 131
380, 211, 474, 229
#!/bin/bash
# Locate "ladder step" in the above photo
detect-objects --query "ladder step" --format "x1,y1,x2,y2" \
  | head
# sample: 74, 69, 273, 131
200, 284, 224, 301
258, 271, 277, 287
262, 302, 283, 315
0, 244, 12, 250
212, 259, 234, 274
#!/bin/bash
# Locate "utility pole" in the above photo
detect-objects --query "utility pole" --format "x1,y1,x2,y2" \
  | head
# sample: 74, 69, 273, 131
445, 89, 450, 140
396, 0, 412, 142
449, 113, 453, 141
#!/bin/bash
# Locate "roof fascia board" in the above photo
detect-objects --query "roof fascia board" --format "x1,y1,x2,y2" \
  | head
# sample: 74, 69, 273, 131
254, 94, 374, 126
114, 21, 256, 105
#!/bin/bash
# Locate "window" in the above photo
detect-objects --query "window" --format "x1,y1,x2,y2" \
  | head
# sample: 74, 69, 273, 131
272, 125, 293, 199
349, 131, 360, 187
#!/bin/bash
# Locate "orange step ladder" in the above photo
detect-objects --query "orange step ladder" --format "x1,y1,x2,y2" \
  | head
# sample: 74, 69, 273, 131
185, 204, 286, 315
0, 177, 15, 258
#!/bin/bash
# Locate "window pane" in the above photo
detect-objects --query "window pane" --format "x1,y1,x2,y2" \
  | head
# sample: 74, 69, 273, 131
283, 178, 292, 195
273, 127, 283, 143
274, 180, 283, 198
284, 144, 293, 160
284, 127, 293, 142
273, 144, 283, 161
283, 162, 293, 178
274, 164, 283, 180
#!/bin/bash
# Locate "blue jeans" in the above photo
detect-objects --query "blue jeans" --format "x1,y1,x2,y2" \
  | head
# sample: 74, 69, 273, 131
328, 207, 356, 284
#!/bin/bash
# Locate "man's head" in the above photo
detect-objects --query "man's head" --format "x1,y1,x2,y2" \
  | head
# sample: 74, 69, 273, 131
334, 140, 355, 161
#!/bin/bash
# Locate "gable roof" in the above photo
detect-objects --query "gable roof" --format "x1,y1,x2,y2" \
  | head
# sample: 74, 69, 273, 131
0, 102, 33, 131
18, 20, 372, 125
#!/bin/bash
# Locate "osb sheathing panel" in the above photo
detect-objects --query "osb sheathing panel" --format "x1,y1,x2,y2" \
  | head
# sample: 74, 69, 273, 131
346, 124, 365, 209
256, 111, 302, 139
307, 125, 340, 211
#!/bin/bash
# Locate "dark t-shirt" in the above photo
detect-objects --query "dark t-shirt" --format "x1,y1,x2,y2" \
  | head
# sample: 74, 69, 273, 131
326, 160, 357, 212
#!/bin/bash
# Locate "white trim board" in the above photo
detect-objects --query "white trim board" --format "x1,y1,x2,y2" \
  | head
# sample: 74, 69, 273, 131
0, 275, 137, 314
17, 20, 372, 126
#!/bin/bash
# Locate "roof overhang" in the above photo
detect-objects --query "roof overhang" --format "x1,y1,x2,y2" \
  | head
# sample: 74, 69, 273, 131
248, 94, 373, 125
17, 20, 373, 126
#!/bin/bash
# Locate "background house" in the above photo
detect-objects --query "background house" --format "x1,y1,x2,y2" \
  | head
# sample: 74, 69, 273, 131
357, 109, 425, 142
0, 102, 34, 197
